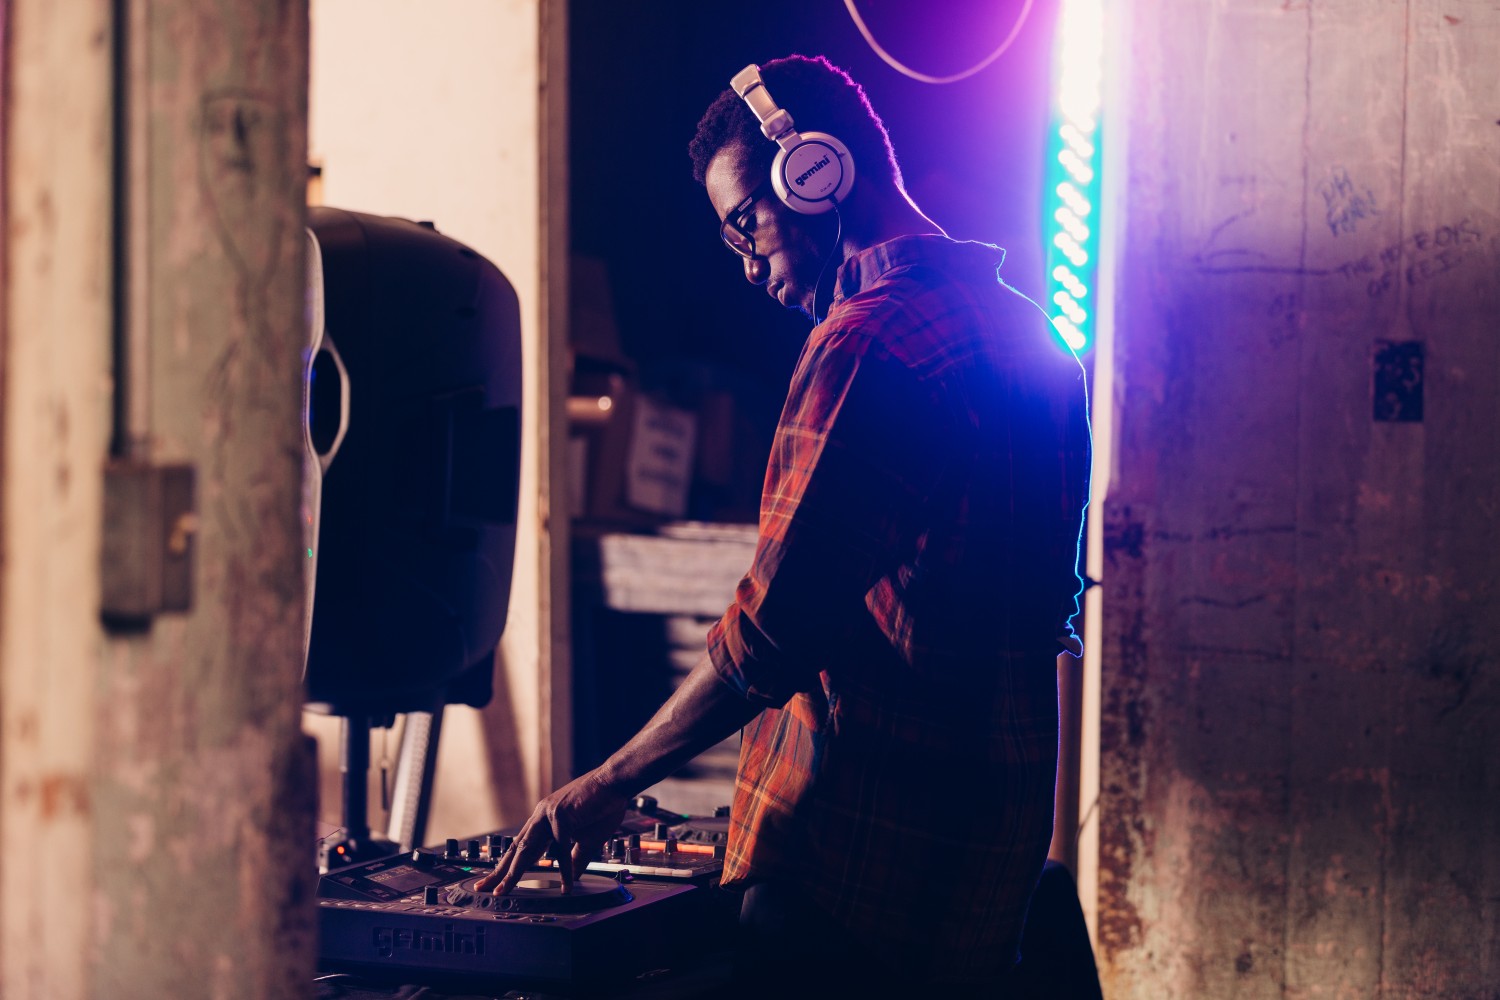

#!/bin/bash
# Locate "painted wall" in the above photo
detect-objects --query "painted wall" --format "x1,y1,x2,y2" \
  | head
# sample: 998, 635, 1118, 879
306, 0, 568, 838
1098, 1, 1500, 996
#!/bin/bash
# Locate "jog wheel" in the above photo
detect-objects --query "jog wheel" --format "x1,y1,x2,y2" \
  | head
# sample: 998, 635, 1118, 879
443, 872, 633, 914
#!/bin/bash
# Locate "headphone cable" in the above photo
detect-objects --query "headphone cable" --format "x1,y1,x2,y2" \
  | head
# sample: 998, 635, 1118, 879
812, 204, 844, 325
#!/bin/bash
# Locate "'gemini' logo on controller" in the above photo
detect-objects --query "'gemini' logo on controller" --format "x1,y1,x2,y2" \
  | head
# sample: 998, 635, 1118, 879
373, 923, 485, 958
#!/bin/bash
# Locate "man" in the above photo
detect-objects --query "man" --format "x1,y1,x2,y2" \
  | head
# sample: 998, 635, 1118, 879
479, 54, 1091, 996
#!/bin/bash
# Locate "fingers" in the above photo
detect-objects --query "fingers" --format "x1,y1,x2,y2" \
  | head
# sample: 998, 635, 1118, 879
473, 813, 549, 895
469, 771, 625, 896
571, 840, 589, 887
554, 840, 575, 894
494, 830, 547, 895
472, 842, 515, 893
489, 841, 529, 894
472, 866, 500, 893
472, 822, 587, 896
471, 843, 513, 893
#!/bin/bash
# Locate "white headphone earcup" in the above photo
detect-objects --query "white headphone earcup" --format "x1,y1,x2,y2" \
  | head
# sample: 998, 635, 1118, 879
772, 131, 856, 215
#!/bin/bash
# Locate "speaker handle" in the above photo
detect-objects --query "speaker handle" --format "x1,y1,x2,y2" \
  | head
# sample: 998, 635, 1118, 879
307, 335, 351, 473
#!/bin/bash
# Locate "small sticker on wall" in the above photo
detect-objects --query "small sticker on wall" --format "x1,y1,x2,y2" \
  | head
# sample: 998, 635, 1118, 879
625, 396, 698, 517
1373, 340, 1423, 422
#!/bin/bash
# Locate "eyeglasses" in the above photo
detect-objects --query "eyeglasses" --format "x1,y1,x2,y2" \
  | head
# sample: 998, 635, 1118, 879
720, 181, 772, 259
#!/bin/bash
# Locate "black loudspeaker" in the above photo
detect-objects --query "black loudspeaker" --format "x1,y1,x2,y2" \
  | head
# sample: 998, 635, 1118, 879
302, 207, 522, 718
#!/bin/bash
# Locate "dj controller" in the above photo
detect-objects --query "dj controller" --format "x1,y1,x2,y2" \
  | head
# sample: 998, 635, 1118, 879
316, 803, 736, 995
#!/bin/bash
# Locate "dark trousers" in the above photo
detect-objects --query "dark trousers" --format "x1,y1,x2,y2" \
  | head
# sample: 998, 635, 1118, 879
733, 882, 1013, 999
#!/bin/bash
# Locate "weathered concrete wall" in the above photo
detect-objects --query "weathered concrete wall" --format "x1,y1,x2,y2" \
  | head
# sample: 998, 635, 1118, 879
1, 0, 315, 996
1099, 2, 1500, 997
1, 1, 114, 994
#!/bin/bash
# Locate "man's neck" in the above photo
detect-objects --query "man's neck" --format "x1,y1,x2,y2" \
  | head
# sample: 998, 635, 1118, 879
838, 189, 946, 259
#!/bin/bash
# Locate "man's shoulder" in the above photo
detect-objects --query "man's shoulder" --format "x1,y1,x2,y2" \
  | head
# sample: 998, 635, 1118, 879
822, 246, 1058, 374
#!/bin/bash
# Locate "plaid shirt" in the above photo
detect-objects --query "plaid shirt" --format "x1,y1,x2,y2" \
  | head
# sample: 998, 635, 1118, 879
706, 235, 1091, 984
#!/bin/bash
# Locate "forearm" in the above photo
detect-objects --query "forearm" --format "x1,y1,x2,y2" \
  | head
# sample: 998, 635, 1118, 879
593, 653, 762, 794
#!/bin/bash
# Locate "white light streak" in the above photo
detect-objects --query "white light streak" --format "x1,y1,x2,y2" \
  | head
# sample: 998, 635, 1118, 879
1052, 291, 1088, 325
1052, 264, 1088, 298
1053, 231, 1089, 268
1051, 314, 1087, 351
1043, 0, 1104, 354
1058, 148, 1095, 185
1057, 182, 1091, 217
1055, 206, 1091, 244
1060, 123, 1096, 159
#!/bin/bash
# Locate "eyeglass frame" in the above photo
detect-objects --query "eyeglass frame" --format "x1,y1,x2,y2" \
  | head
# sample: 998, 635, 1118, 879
720, 180, 773, 259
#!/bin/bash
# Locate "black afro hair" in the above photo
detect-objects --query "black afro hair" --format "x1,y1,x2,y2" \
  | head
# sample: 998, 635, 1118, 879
688, 54, 903, 192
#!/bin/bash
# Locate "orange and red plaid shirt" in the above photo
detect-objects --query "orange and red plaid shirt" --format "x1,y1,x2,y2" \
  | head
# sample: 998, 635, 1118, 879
707, 235, 1091, 984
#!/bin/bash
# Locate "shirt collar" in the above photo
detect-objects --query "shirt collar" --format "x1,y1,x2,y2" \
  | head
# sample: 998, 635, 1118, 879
831, 235, 1008, 306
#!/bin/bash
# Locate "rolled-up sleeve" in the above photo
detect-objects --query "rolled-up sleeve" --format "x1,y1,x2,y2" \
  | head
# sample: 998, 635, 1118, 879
707, 317, 945, 706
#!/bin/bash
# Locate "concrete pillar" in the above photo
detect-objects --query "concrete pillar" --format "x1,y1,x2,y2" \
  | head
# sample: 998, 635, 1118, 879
1, 0, 315, 995
1099, 2, 1500, 997
1, 1, 114, 994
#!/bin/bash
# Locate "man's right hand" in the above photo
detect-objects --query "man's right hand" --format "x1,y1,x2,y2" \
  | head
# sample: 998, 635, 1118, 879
473, 768, 630, 895
476, 655, 760, 895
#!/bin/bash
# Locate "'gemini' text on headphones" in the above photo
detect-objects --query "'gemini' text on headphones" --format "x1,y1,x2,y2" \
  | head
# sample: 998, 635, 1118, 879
794, 155, 832, 187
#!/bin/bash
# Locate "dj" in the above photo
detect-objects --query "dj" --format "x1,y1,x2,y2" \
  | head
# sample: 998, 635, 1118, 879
479, 54, 1091, 996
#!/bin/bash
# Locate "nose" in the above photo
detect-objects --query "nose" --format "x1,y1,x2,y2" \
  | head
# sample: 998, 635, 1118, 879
743, 255, 769, 286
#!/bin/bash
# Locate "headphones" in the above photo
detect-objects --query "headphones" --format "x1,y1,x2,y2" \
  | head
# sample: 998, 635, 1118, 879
731, 64, 855, 215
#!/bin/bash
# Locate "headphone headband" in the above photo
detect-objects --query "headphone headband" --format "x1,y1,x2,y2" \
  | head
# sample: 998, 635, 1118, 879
732, 66, 799, 151
731, 63, 855, 215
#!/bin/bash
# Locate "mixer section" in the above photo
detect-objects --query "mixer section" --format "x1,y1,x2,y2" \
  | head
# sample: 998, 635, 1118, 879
316, 827, 732, 995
